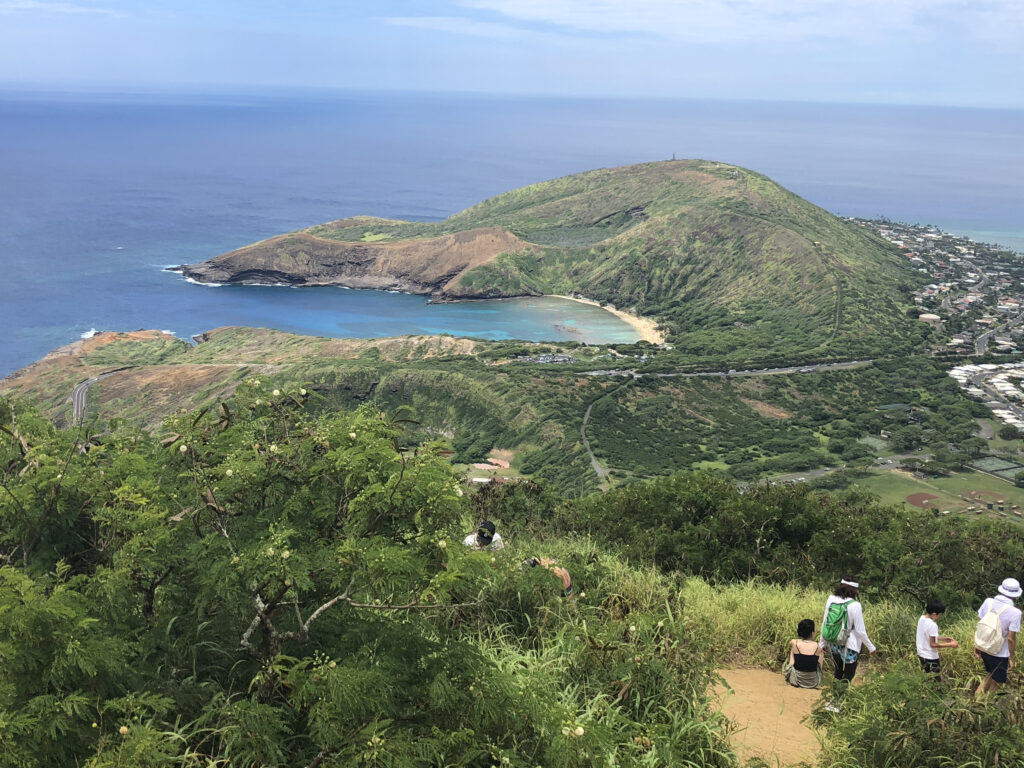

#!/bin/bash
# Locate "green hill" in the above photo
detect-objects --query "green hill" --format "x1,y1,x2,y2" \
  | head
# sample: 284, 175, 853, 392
0, 329, 988, 497
183, 161, 924, 359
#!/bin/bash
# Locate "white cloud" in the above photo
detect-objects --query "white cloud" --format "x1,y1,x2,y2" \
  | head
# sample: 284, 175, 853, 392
456, 0, 1024, 44
0, 0, 116, 14
384, 15, 546, 40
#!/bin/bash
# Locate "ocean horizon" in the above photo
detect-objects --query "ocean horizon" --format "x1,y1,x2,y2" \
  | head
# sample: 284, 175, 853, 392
1, 89, 1022, 377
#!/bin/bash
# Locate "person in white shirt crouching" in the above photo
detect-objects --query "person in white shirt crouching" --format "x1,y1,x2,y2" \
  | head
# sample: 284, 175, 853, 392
463, 520, 504, 552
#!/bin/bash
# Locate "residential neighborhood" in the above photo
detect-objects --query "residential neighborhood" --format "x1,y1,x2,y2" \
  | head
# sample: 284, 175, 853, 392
852, 218, 1024, 355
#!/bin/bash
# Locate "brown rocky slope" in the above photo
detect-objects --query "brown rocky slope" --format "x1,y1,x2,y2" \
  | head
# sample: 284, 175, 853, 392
180, 227, 533, 297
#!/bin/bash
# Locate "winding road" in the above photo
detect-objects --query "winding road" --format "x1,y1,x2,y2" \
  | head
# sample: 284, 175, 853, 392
580, 401, 610, 493
71, 368, 132, 424
976, 309, 1024, 354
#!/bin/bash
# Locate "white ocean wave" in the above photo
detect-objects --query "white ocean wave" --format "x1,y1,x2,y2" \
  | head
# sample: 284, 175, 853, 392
80, 328, 98, 339
160, 330, 176, 336
183, 276, 224, 287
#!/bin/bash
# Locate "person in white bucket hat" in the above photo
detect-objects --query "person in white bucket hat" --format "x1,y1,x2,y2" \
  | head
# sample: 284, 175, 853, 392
974, 577, 1022, 694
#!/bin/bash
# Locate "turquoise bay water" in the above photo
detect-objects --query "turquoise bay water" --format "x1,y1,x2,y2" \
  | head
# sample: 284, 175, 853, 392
165, 287, 639, 346
1, 91, 1022, 376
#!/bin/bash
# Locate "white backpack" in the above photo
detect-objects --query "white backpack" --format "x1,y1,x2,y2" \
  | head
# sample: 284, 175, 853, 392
974, 602, 1008, 655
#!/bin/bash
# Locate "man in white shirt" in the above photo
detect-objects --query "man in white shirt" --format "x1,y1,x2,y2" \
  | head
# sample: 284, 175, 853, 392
463, 520, 504, 552
916, 599, 958, 675
975, 577, 1022, 694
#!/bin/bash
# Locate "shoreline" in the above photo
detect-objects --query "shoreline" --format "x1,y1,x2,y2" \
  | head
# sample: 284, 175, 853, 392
167, 264, 667, 345
550, 295, 666, 344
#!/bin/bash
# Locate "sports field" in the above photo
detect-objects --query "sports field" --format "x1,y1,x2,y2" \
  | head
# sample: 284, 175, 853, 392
851, 468, 1024, 521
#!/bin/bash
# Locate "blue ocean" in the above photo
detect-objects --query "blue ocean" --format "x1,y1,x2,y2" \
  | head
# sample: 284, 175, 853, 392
1, 90, 1022, 377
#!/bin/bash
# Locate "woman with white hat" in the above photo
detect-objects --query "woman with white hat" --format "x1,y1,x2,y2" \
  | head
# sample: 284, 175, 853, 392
975, 577, 1023, 694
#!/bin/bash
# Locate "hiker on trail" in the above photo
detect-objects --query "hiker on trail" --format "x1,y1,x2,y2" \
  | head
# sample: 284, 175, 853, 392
524, 557, 573, 597
916, 599, 958, 676
784, 618, 824, 688
463, 520, 504, 551
820, 576, 876, 682
974, 577, 1022, 694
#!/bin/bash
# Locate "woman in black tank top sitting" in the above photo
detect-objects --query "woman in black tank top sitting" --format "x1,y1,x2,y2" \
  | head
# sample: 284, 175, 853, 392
784, 618, 824, 688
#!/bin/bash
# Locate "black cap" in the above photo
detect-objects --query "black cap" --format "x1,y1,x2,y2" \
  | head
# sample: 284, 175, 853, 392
477, 520, 495, 543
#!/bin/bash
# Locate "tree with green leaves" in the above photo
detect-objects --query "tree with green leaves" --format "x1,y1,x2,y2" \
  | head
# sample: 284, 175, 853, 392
0, 386, 500, 765
0, 390, 739, 768
1000, 424, 1021, 441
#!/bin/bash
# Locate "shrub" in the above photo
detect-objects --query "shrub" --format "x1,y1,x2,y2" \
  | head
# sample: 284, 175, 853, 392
816, 668, 1024, 767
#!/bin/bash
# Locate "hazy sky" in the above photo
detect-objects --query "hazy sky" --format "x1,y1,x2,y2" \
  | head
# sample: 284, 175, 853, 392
1, 0, 1021, 107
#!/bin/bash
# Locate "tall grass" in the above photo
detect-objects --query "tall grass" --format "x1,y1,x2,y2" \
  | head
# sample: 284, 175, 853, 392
458, 533, 1023, 767
678, 578, 995, 673
461, 534, 740, 767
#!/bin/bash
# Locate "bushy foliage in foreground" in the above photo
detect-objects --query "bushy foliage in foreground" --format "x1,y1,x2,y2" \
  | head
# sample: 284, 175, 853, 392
2, 392, 1024, 767
816, 667, 1024, 767
0, 392, 735, 768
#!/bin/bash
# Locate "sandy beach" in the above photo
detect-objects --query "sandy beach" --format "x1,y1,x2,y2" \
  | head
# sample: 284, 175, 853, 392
550, 295, 666, 344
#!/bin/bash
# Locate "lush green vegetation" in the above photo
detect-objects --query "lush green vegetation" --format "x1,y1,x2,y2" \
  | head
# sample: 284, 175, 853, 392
566, 472, 1024, 607
0, 390, 734, 768
8, 329, 1016, 502
2, 389, 1024, 767
260, 161, 928, 361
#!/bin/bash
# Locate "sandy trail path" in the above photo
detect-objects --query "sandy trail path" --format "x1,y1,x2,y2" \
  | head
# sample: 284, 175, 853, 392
713, 668, 822, 767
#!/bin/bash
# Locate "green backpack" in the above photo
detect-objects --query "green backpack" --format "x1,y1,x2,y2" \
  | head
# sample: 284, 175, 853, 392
822, 600, 851, 644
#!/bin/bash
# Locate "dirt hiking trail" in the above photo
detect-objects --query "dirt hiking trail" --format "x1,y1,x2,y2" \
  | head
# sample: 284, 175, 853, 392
713, 668, 822, 766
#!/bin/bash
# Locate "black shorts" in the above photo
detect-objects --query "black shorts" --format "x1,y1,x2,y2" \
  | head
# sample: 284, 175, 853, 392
979, 651, 1010, 684
829, 649, 858, 681
918, 656, 940, 674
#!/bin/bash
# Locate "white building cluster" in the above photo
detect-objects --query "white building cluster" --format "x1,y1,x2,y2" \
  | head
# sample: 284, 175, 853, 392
950, 362, 1024, 430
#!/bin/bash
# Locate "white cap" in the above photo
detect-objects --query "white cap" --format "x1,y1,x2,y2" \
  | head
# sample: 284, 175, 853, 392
998, 578, 1022, 599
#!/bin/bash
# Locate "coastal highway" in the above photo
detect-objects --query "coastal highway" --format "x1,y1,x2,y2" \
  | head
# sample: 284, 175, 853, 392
69, 363, 277, 425
581, 359, 873, 379
71, 367, 133, 424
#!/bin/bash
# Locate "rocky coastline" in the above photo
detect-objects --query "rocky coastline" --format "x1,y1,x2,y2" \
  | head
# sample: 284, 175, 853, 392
177, 227, 534, 300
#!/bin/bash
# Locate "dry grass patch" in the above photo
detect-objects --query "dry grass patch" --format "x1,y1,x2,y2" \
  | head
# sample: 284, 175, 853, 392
740, 397, 792, 419
93, 365, 252, 428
